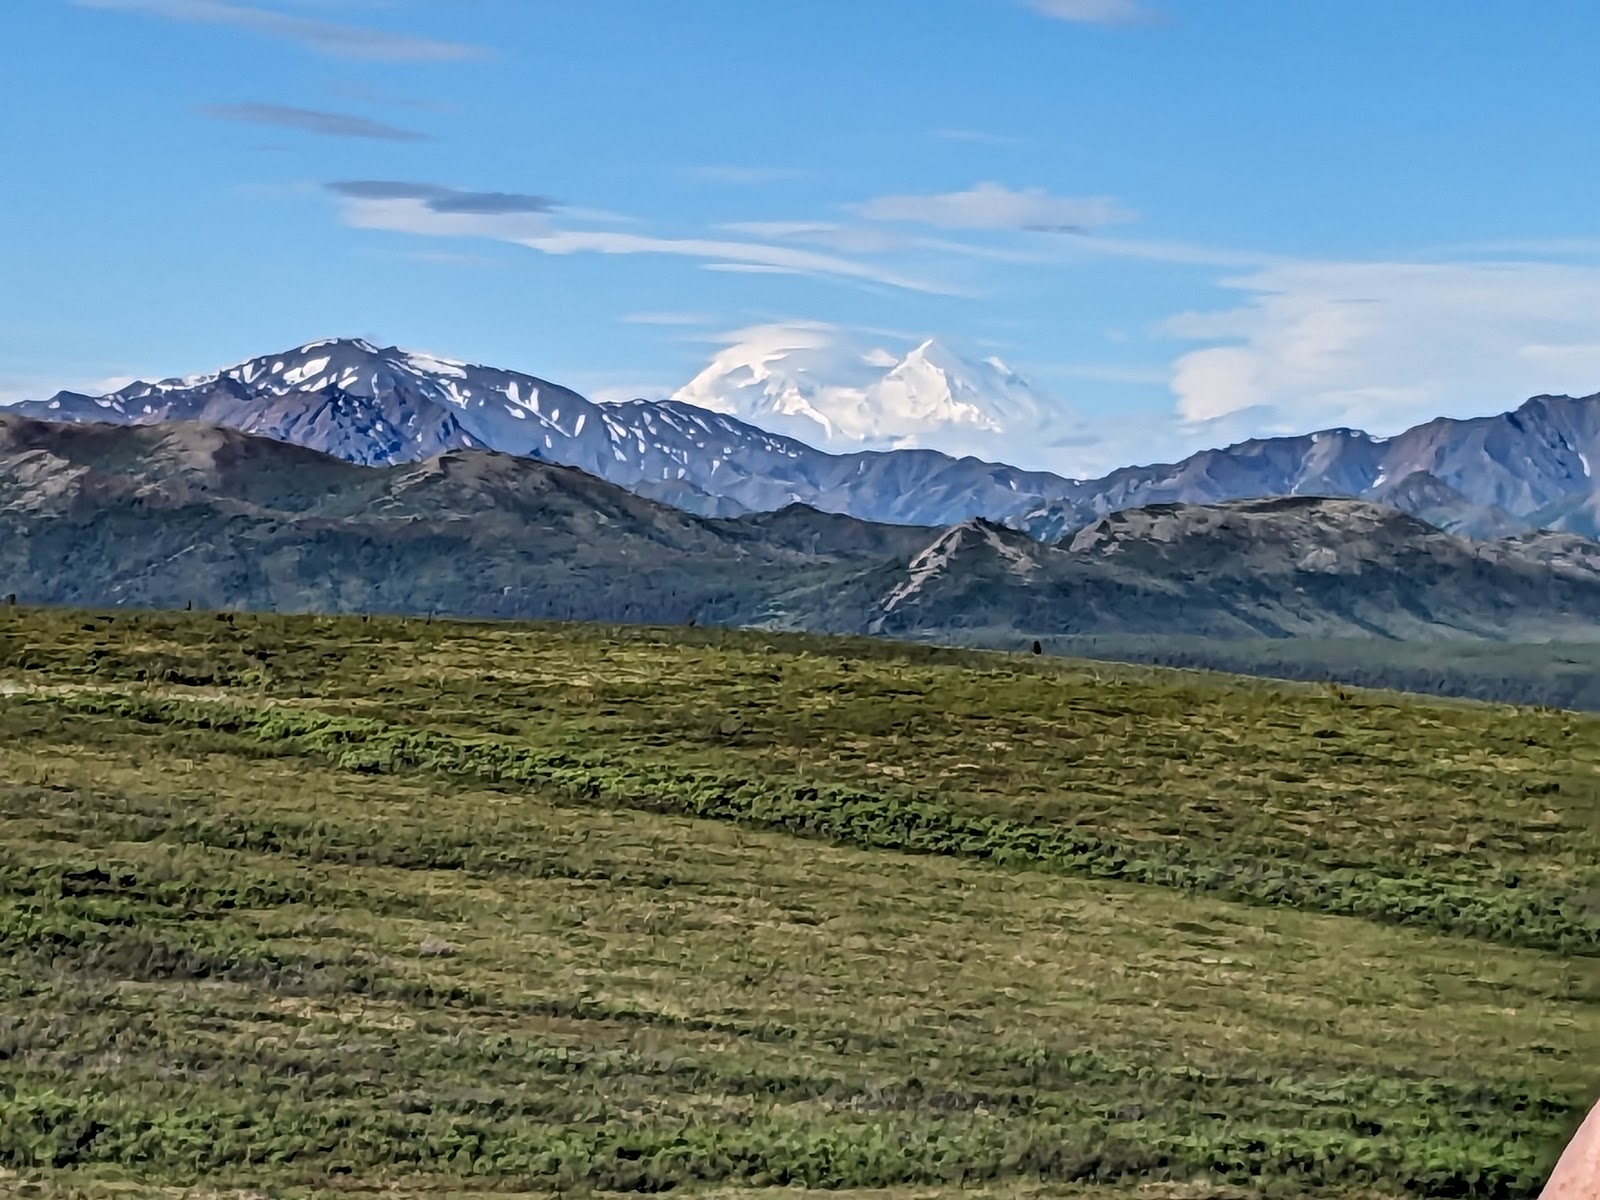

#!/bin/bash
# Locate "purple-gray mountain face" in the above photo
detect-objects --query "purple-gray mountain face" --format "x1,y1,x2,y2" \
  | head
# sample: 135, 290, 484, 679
6, 413, 1599, 642
14, 338, 1600, 540
1017, 399, 1600, 543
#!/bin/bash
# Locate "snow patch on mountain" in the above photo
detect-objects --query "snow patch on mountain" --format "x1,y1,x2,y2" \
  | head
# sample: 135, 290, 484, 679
877, 519, 1039, 626
671, 323, 1075, 470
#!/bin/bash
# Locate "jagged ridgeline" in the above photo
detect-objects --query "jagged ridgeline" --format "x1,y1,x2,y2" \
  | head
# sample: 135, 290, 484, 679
6, 415, 1600, 659
0, 609, 1594, 1197
18, 335, 1600, 538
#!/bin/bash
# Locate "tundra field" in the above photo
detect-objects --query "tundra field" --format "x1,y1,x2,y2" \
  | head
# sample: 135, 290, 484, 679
0, 608, 1595, 1199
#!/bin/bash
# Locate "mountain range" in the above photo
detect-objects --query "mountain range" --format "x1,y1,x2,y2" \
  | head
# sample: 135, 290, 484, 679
6, 412, 1600, 643
16, 336, 1600, 544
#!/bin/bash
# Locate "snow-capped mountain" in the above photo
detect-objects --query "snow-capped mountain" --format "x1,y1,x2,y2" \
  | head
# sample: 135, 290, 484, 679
13, 337, 1094, 526
28, 337, 608, 467
17, 338, 804, 517
671, 323, 1069, 470
15, 335, 1600, 544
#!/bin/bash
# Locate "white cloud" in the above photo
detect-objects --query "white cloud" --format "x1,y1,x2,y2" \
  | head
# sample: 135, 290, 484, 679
1163, 259, 1600, 436
1024, 0, 1156, 25
854, 182, 1135, 231
331, 195, 955, 294
338, 195, 554, 241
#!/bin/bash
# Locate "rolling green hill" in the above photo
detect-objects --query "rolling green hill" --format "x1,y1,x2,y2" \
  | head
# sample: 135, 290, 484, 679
0, 608, 1596, 1199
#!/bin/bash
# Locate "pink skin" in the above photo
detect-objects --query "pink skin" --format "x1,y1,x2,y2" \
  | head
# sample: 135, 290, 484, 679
1540, 1100, 1600, 1200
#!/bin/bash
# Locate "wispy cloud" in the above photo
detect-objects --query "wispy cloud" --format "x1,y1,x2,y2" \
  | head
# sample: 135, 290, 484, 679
326, 181, 447, 201
718, 221, 906, 254
327, 180, 556, 213
622, 312, 716, 326
428, 191, 556, 215
1407, 236, 1600, 261
702, 263, 806, 276
326, 189, 956, 294
522, 229, 945, 292
854, 182, 1135, 232
1162, 258, 1600, 434
1023, 0, 1158, 26
719, 219, 1055, 266
201, 103, 428, 141
1047, 231, 1269, 268
686, 166, 808, 185
75, 0, 487, 61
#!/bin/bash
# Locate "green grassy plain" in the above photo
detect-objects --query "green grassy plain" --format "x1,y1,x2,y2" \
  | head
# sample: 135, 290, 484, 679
0, 608, 1595, 1199
1027, 637, 1600, 715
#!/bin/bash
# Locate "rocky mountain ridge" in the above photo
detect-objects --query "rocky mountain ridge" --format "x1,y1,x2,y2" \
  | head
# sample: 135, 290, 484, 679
15, 337, 1600, 541
5, 414, 1598, 643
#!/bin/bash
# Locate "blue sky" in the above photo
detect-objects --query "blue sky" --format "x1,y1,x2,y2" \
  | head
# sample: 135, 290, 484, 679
10, 0, 1600, 472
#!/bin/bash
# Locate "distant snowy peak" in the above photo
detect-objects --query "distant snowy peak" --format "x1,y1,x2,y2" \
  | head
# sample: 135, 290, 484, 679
671, 325, 1063, 466
18, 337, 887, 513
116, 338, 554, 419
876, 339, 1045, 434
22, 338, 621, 468
129, 338, 599, 453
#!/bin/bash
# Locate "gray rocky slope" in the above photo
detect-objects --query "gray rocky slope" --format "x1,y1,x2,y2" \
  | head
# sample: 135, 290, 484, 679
4, 414, 1598, 642
18, 338, 1600, 540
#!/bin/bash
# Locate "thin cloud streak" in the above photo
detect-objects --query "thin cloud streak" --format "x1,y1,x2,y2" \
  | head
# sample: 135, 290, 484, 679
623, 312, 716, 326
1048, 230, 1273, 268
429, 191, 556, 215
202, 103, 428, 141
522, 229, 950, 293
327, 181, 449, 201
330, 195, 959, 294
327, 181, 557, 214
1024, 0, 1159, 25
702, 264, 806, 276
75, 0, 487, 61
718, 221, 907, 254
855, 182, 1135, 231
